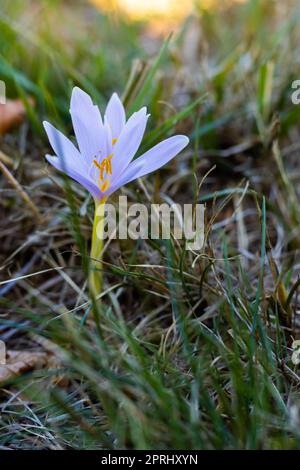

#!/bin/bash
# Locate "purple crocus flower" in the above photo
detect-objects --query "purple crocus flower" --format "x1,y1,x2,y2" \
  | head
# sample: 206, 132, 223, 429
43, 87, 189, 201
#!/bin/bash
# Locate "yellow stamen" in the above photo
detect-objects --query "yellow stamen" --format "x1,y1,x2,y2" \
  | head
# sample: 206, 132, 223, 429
100, 180, 110, 192
112, 137, 118, 145
93, 154, 113, 192
93, 154, 112, 181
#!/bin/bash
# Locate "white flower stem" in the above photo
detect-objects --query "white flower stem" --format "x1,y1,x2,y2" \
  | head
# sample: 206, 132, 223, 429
89, 197, 106, 298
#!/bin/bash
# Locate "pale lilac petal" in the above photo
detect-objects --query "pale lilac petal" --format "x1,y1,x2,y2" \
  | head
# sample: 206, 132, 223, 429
43, 121, 86, 173
70, 87, 106, 163
104, 93, 126, 140
44, 87, 189, 202
104, 116, 113, 158
105, 160, 145, 197
121, 135, 189, 183
45, 154, 101, 199
111, 107, 149, 184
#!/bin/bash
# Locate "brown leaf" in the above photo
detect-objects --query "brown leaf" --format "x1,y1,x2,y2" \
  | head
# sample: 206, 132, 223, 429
0, 98, 34, 135
0, 350, 50, 384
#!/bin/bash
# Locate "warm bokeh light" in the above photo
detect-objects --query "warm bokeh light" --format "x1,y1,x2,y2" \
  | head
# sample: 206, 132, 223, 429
90, 0, 194, 21
90, 0, 247, 22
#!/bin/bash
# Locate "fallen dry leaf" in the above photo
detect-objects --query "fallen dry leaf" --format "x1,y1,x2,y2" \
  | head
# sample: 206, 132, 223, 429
0, 350, 50, 384
0, 98, 34, 135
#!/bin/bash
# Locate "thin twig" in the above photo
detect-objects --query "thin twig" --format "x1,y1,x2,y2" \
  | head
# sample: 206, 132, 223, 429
0, 159, 42, 223
0, 150, 14, 167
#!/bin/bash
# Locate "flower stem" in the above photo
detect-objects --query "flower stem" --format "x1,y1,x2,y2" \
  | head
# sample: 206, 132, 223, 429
89, 198, 106, 298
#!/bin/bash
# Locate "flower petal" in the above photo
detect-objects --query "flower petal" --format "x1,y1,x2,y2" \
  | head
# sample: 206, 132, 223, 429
105, 159, 145, 197
43, 121, 85, 173
45, 154, 101, 199
70, 87, 106, 163
104, 116, 113, 158
104, 92, 126, 140
122, 135, 189, 183
111, 107, 149, 184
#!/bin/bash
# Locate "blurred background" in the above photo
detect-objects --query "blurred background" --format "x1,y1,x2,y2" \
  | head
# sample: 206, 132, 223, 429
1, 0, 300, 131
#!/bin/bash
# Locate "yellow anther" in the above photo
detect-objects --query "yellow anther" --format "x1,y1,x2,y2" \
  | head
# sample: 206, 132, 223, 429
93, 154, 113, 192
93, 154, 112, 182
112, 138, 118, 145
